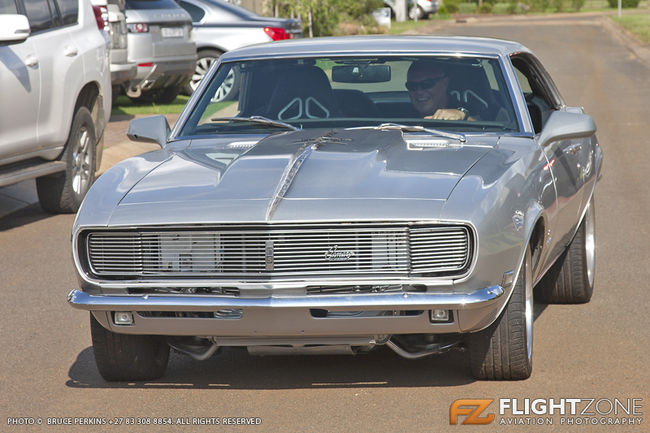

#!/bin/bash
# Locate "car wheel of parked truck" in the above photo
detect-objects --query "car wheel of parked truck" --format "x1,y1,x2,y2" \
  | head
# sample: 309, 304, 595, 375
36, 107, 97, 214
468, 245, 534, 380
90, 313, 170, 381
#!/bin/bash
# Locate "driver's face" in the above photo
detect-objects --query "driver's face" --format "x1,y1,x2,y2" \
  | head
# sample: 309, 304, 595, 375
407, 66, 449, 117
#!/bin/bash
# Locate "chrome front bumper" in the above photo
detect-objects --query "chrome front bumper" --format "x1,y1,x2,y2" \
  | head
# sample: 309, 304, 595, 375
68, 285, 504, 336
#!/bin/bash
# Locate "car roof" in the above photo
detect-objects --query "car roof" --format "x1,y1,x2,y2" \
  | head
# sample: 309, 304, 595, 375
220, 35, 531, 61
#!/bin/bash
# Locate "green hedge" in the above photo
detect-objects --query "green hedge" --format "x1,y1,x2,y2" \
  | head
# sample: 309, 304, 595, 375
607, 0, 640, 7
445, 2, 459, 12
492, 2, 512, 13
479, 3, 494, 12
458, 2, 478, 13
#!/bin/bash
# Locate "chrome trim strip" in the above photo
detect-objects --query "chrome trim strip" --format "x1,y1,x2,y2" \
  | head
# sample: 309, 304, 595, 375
68, 285, 503, 312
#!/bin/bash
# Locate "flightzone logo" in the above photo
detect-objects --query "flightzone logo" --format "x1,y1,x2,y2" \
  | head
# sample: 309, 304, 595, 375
450, 398, 643, 426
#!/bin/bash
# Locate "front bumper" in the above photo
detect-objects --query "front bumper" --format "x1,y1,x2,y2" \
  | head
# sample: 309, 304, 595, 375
68, 285, 504, 337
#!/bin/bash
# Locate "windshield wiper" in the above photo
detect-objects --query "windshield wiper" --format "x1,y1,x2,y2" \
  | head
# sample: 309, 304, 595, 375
348, 123, 466, 143
210, 116, 300, 131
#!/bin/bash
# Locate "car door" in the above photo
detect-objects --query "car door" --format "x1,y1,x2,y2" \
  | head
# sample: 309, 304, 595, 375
0, 0, 41, 162
27, 0, 82, 150
510, 53, 591, 260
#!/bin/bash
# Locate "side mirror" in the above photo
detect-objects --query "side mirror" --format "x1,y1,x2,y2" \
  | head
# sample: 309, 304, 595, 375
0, 15, 31, 44
127, 115, 170, 148
538, 111, 596, 147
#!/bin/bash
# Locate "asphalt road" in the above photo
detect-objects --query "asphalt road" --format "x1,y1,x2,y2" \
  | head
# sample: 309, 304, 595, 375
1, 14, 649, 432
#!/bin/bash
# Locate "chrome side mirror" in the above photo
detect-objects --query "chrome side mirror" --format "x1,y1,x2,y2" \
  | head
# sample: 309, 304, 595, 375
539, 111, 596, 147
127, 115, 170, 148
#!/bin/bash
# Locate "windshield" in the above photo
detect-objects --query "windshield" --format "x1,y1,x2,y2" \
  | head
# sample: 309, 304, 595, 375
179, 56, 520, 137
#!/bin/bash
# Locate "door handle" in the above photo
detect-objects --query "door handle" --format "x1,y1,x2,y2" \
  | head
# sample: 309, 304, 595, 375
564, 143, 582, 156
25, 55, 38, 67
63, 46, 78, 57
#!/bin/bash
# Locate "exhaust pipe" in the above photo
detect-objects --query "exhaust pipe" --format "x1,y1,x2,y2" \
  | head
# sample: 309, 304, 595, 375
386, 339, 459, 359
168, 337, 220, 361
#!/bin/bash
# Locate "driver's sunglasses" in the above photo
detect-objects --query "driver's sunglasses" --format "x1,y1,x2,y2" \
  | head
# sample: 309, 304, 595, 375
405, 76, 446, 91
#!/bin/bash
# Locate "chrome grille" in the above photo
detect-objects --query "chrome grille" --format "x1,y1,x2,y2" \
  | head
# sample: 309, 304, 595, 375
85, 224, 471, 278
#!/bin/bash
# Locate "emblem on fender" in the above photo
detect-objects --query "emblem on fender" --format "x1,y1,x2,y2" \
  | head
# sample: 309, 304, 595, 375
512, 210, 524, 231
325, 245, 355, 262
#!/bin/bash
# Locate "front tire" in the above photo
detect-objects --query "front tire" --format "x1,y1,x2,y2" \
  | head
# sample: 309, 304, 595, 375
535, 197, 595, 303
36, 106, 96, 213
468, 245, 534, 380
90, 313, 169, 381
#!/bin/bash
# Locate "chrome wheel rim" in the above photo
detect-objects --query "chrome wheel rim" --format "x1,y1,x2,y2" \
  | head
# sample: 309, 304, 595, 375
190, 56, 235, 102
71, 126, 92, 196
211, 69, 235, 102
584, 199, 595, 287
524, 247, 533, 364
190, 56, 214, 92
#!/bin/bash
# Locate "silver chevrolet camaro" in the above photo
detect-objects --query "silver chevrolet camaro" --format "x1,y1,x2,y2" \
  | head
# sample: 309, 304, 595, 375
68, 36, 602, 381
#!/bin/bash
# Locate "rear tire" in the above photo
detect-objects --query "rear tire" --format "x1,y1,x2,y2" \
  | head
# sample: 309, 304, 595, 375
185, 49, 222, 96
132, 86, 180, 105
90, 313, 169, 381
36, 106, 96, 213
409, 6, 427, 20
535, 197, 595, 303
468, 245, 533, 380
152, 86, 180, 104
185, 49, 240, 102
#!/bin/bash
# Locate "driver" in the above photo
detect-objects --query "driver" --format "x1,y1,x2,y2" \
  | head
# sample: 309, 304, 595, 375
406, 60, 470, 121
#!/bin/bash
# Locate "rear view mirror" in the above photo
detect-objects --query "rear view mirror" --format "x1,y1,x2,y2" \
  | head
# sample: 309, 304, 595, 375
332, 65, 391, 83
0, 15, 30, 44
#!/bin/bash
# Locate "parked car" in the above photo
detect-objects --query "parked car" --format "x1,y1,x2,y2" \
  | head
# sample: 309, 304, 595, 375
0, 0, 111, 213
384, 0, 439, 20
176, 0, 302, 98
107, 1, 137, 98
123, 0, 196, 103
68, 36, 602, 381
90, 0, 137, 101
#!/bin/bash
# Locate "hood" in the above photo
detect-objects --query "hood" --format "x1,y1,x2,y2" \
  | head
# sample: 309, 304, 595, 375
110, 129, 496, 225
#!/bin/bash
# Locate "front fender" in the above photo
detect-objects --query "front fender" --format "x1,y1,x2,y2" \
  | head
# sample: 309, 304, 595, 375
442, 138, 551, 331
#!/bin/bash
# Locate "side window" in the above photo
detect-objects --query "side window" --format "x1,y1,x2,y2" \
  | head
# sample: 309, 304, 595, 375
510, 55, 560, 134
23, 0, 55, 32
0, 0, 19, 14
514, 68, 532, 94
55, 0, 78, 25
179, 1, 205, 22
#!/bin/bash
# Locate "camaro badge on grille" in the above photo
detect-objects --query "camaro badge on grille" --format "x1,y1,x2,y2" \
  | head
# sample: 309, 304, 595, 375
325, 245, 355, 262
265, 240, 274, 271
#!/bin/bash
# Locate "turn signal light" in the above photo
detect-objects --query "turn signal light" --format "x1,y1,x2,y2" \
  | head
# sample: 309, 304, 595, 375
113, 312, 134, 326
92, 5, 108, 31
430, 309, 450, 322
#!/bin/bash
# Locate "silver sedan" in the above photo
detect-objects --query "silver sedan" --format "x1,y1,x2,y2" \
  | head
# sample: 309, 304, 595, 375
68, 36, 602, 382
